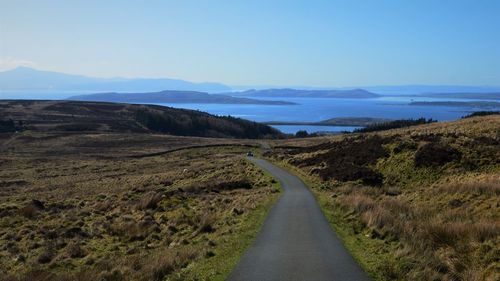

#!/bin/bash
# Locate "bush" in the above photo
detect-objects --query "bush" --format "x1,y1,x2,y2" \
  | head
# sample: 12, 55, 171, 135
37, 249, 54, 264
355, 118, 436, 133
198, 213, 216, 233
415, 143, 462, 167
297, 136, 388, 185
0, 119, 16, 133
316, 164, 384, 186
462, 111, 499, 118
18, 200, 45, 219
295, 130, 309, 138
66, 241, 86, 258
137, 192, 164, 210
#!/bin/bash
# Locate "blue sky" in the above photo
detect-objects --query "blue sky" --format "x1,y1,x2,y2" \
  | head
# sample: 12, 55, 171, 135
1, 0, 499, 87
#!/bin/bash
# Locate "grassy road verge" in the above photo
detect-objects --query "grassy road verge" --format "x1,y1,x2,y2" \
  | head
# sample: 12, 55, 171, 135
265, 116, 500, 280
263, 158, 385, 280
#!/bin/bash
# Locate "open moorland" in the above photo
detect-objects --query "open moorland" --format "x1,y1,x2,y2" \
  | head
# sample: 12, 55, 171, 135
267, 115, 500, 281
1, 100, 499, 281
0, 100, 283, 139
0, 132, 280, 281
0, 101, 281, 281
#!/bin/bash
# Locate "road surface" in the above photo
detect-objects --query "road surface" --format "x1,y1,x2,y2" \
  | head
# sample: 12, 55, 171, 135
227, 158, 372, 281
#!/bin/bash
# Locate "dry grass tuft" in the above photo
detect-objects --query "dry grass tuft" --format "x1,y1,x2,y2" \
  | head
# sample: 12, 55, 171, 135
65, 240, 86, 258
137, 192, 164, 210
437, 176, 500, 196
341, 194, 375, 213
270, 116, 500, 280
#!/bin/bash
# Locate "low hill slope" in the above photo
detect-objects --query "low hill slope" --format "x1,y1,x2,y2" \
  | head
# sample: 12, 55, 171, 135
268, 115, 500, 280
0, 100, 283, 139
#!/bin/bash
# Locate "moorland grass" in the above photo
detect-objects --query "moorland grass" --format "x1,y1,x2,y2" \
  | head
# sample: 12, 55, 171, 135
0, 133, 279, 281
266, 115, 500, 281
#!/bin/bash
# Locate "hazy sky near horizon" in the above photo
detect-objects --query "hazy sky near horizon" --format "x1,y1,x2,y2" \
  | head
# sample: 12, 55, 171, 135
1, 0, 499, 87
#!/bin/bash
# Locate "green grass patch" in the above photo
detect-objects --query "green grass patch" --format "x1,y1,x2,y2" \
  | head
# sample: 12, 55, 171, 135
315, 193, 406, 281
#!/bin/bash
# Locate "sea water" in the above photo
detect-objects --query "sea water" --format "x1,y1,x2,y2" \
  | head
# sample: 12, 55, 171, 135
154, 96, 498, 134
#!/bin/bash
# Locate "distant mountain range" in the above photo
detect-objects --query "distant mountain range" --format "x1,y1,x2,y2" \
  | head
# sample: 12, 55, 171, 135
2, 67, 500, 101
228, 88, 379, 98
68, 90, 296, 105
232, 85, 500, 96
0, 67, 231, 93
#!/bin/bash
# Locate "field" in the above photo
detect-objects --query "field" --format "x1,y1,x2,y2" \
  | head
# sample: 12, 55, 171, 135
0, 131, 279, 280
267, 115, 500, 281
1, 101, 499, 281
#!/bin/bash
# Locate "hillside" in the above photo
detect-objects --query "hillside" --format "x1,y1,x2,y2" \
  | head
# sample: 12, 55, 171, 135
0, 67, 231, 93
267, 115, 500, 280
0, 100, 283, 139
229, 88, 379, 98
67, 90, 295, 105
0, 128, 279, 280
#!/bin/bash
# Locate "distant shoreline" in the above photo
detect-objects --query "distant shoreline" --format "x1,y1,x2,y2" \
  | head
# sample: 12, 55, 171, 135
67, 90, 297, 105
265, 122, 361, 127
264, 117, 391, 127
410, 101, 500, 108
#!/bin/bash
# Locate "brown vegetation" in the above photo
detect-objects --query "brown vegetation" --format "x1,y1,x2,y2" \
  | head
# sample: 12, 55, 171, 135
268, 115, 500, 280
0, 130, 277, 280
0, 100, 283, 139
286, 135, 389, 185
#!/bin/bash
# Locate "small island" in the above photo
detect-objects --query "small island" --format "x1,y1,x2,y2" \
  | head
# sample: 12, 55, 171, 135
68, 90, 296, 105
264, 117, 391, 127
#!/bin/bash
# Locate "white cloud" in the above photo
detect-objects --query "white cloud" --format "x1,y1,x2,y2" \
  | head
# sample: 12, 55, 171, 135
0, 57, 38, 71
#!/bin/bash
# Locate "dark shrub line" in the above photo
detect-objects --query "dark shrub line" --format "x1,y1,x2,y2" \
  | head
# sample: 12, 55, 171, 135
0, 119, 23, 133
461, 111, 499, 118
135, 108, 281, 139
354, 118, 436, 133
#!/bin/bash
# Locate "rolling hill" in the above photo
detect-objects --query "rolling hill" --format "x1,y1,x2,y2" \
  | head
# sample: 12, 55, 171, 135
0, 100, 283, 139
0, 67, 231, 93
67, 90, 295, 105
228, 88, 379, 98
267, 114, 500, 280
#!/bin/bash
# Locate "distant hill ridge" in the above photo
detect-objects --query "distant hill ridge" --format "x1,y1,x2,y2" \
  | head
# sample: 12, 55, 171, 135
3, 67, 500, 100
0, 100, 284, 139
230, 88, 379, 98
67, 90, 295, 105
0, 67, 231, 93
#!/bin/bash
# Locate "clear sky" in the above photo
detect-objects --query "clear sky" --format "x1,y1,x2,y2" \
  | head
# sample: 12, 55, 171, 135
1, 0, 499, 87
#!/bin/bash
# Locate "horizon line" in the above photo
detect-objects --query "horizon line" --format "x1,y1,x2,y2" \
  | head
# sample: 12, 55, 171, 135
3, 66, 500, 89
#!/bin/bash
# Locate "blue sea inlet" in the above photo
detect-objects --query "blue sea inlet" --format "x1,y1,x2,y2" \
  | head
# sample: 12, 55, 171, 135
154, 96, 497, 134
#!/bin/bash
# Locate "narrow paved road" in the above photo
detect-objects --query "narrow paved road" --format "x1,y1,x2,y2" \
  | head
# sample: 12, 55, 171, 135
227, 158, 371, 281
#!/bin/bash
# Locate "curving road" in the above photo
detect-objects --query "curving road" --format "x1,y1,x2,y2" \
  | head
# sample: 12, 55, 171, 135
227, 158, 372, 281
